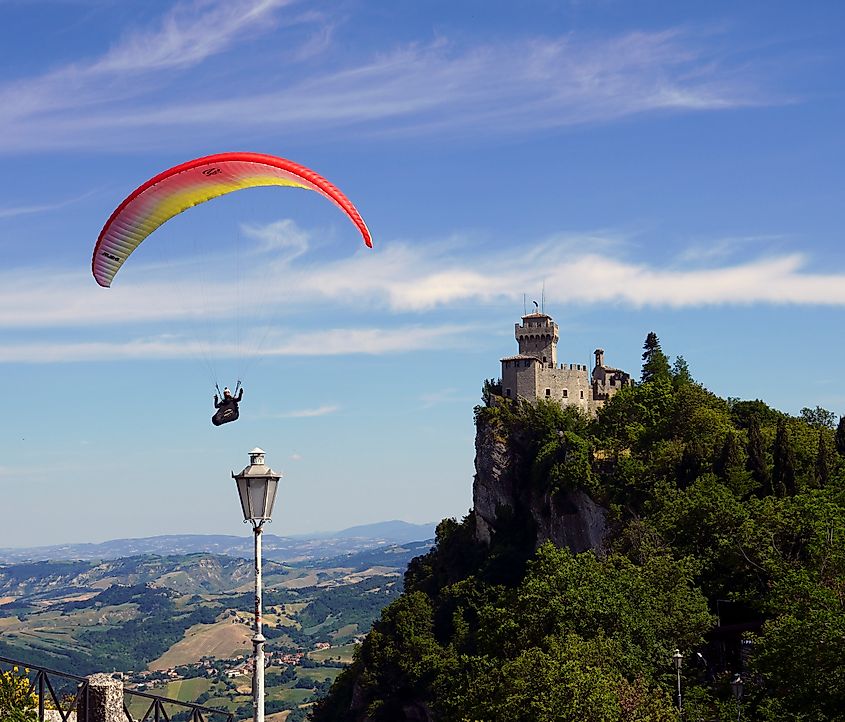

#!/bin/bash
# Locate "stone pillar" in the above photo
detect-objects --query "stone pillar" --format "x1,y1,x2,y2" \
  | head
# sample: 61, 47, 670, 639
77, 673, 124, 722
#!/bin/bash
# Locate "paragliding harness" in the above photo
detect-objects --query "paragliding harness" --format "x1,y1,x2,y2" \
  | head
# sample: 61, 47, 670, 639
212, 381, 243, 426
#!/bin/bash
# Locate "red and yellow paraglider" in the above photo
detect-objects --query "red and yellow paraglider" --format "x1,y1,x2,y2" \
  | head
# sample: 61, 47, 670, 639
92, 151, 372, 287
93, 152, 372, 426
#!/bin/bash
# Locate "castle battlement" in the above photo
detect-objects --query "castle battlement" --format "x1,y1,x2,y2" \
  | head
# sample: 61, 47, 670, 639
500, 311, 631, 415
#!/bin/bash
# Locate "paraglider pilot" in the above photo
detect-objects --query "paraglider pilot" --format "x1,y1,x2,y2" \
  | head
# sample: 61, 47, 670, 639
212, 386, 243, 426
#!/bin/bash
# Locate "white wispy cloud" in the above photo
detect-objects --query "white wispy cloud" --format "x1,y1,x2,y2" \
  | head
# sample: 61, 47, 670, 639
0, 22, 779, 151
274, 404, 339, 418
4, 228, 845, 338
271, 236, 845, 311
675, 234, 787, 264
0, 192, 95, 219
0, 325, 470, 363
419, 388, 470, 408
92, 0, 291, 74
0, 0, 304, 145
241, 219, 311, 259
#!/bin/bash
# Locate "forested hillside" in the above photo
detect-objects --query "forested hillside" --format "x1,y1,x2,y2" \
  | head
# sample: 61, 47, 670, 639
314, 336, 845, 722
0, 544, 431, 676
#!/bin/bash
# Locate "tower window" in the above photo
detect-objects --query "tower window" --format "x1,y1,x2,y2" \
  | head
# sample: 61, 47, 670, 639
562, 390, 568, 398
545, 388, 551, 397
580, 390, 584, 399
505, 388, 511, 397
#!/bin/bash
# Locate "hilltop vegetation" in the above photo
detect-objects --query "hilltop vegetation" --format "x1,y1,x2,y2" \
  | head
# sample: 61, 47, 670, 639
314, 336, 845, 721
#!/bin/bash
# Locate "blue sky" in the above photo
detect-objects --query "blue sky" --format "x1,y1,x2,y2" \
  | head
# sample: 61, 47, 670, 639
1, 0, 844, 547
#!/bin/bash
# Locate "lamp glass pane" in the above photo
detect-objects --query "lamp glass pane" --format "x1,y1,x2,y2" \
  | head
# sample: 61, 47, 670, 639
236, 477, 251, 520
247, 478, 268, 520
262, 478, 279, 518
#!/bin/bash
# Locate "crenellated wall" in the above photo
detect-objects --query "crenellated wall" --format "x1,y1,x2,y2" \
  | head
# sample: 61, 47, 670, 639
500, 312, 631, 415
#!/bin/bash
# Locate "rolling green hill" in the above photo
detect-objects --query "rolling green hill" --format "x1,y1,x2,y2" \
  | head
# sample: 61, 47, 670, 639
0, 544, 420, 678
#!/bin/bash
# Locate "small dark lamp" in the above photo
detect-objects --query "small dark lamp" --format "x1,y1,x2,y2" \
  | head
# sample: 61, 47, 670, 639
731, 674, 744, 701
672, 648, 683, 670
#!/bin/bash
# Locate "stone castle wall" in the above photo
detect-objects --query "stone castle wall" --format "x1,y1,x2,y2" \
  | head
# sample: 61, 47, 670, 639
500, 312, 631, 415
502, 359, 595, 413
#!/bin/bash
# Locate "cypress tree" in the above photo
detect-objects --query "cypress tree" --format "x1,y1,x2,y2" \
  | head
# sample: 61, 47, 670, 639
772, 418, 797, 496
716, 432, 744, 481
746, 419, 770, 495
836, 416, 845, 456
815, 430, 833, 487
641, 332, 671, 384
678, 443, 704, 488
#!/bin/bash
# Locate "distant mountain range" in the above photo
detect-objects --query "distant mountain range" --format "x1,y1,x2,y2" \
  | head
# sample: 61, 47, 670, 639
0, 520, 436, 564
0, 539, 436, 603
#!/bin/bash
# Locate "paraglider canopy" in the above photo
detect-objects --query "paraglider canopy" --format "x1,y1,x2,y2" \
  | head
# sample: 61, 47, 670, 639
92, 151, 372, 288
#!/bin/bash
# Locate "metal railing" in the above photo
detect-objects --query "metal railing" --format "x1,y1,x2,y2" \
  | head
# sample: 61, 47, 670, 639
0, 654, 89, 722
124, 687, 235, 722
0, 655, 235, 722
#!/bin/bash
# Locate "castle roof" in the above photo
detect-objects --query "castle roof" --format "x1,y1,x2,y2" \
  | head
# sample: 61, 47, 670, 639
501, 354, 538, 362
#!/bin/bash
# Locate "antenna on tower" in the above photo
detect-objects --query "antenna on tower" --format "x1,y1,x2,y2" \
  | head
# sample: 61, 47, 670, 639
523, 293, 526, 315
541, 280, 546, 313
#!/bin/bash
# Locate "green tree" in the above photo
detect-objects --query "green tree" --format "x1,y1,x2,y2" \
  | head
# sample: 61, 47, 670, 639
481, 377, 502, 407
641, 332, 671, 384
772, 419, 797, 496
752, 609, 845, 722
814, 430, 834, 487
746, 419, 770, 494
532, 430, 593, 496
799, 406, 836, 429
671, 355, 692, 386
836, 416, 845, 456
715, 432, 741, 478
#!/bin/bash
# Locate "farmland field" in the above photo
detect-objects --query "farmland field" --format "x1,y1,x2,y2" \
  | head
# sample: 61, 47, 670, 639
307, 643, 357, 664
149, 617, 252, 669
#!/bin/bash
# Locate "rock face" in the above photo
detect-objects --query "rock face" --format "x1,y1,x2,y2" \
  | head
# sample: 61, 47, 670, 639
473, 411, 608, 554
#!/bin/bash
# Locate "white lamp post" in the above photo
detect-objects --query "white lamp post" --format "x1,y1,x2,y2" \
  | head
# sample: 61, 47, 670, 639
233, 448, 281, 722
672, 649, 683, 716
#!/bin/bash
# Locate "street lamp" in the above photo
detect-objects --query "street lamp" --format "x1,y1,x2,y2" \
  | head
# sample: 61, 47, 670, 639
672, 649, 683, 716
233, 448, 281, 722
730, 674, 744, 722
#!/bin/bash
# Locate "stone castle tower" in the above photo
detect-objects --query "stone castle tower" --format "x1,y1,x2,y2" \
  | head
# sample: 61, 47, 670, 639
500, 311, 631, 415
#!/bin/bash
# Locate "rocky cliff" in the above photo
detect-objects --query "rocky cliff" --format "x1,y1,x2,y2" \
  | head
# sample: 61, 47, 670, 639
312, 399, 613, 722
473, 407, 608, 554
